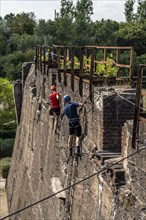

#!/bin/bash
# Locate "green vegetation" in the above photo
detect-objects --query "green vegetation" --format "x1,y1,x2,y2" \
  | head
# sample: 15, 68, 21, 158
0, 130, 16, 139
0, 78, 15, 179
0, 78, 16, 130
60, 56, 80, 69
0, 0, 145, 81
0, 157, 11, 178
96, 58, 119, 77
0, 138, 14, 158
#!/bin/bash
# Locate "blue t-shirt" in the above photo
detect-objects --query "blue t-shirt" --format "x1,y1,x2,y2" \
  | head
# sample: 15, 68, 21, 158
64, 102, 79, 120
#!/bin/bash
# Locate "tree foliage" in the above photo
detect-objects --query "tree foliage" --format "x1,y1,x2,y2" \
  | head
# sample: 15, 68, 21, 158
60, 0, 75, 19
137, 0, 146, 21
93, 19, 119, 46
73, 0, 94, 45
124, 0, 135, 22
4, 12, 36, 35
116, 21, 146, 55
75, 0, 93, 22
0, 78, 16, 130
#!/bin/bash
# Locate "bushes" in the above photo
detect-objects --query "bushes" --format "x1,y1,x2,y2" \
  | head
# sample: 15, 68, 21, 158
2, 164, 10, 178
96, 58, 119, 77
0, 130, 16, 139
0, 157, 11, 178
0, 132, 14, 178
0, 138, 14, 158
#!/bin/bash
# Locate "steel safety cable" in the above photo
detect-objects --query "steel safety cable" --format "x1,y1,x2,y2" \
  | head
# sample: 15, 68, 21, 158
117, 93, 146, 111
1, 145, 146, 220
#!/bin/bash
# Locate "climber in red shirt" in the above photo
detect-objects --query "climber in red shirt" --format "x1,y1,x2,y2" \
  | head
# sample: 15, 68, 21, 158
49, 85, 61, 116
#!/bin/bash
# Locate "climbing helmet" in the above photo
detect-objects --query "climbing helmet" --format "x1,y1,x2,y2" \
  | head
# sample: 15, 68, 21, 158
51, 85, 56, 90
64, 95, 71, 103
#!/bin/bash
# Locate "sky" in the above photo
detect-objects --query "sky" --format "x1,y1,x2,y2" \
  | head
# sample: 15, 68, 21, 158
0, 0, 138, 22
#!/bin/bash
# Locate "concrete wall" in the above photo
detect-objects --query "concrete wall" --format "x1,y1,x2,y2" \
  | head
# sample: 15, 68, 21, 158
13, 80, 22, 125
6, 64, 146, 220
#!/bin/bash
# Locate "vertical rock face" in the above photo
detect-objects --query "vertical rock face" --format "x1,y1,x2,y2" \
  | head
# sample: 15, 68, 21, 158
6, 64, 146, 220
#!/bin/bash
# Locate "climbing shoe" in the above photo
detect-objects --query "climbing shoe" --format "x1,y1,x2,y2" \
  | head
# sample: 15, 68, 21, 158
75, 146, 81, 156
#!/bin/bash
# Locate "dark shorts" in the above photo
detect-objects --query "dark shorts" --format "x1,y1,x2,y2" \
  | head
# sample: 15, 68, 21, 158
69, 120, 82, 137
50, 108, 60, 116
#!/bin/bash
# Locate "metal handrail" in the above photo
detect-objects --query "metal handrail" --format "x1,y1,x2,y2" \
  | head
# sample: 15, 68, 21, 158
132, 64, 146, 149
35, 45, 134, 100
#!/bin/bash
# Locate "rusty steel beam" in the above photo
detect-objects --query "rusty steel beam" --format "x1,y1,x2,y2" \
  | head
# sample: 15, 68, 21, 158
52, 45, 133, 80
57, 48, 61, 83
37, 46, 40, 71
63, 47, 67, 86
37, 46, 39, 71
43, 46, 46, 75
35, 46, 37, 76
40, 46, 42, 73
53, 45, 133, 50
104, 48, 107, 76
85, 45, 133, 50
132, 65, 143, 149
71, 47, 74, 92
79, 47, 84, 96
53, 44, 83, 49
116, 64, 131, 68
130, 47, 134, 80
89, 48, 95, 101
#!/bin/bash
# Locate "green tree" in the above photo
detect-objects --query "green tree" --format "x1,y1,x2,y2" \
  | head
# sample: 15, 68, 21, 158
137, 0, 146, 21
9, 33, 39, 52
0, 35, 7, 55
35, 19, 50, 36
34, 19, 56, 46
116, 21, 146, 55
73, 0, 93, 45
60, 0, 75, 19
0, 18, 10, 55
0, 78, 16, 130
75, 0, 93, 22
124, 0, 135, 22
93, 19, 119, 46
1, 50, 34, 80
4, 12, 36, 35
51, 0, 75, 45
54, 17, 75, 45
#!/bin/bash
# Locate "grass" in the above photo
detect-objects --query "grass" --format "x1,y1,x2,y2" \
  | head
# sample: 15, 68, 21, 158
0, 157, 11, 178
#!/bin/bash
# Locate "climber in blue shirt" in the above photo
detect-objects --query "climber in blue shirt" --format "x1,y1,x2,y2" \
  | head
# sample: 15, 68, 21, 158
64, 95, 84, 157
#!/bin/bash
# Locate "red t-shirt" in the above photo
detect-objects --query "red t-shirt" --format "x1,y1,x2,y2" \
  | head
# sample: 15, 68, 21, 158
49, 92, 60, 108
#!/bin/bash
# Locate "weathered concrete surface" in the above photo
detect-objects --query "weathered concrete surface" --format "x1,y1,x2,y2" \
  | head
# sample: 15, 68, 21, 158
13, 80, 22, 125
0, 190, 8, 218
0, 178, 6, 189
6, 64, 146, 220
116, 120, 146, 220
